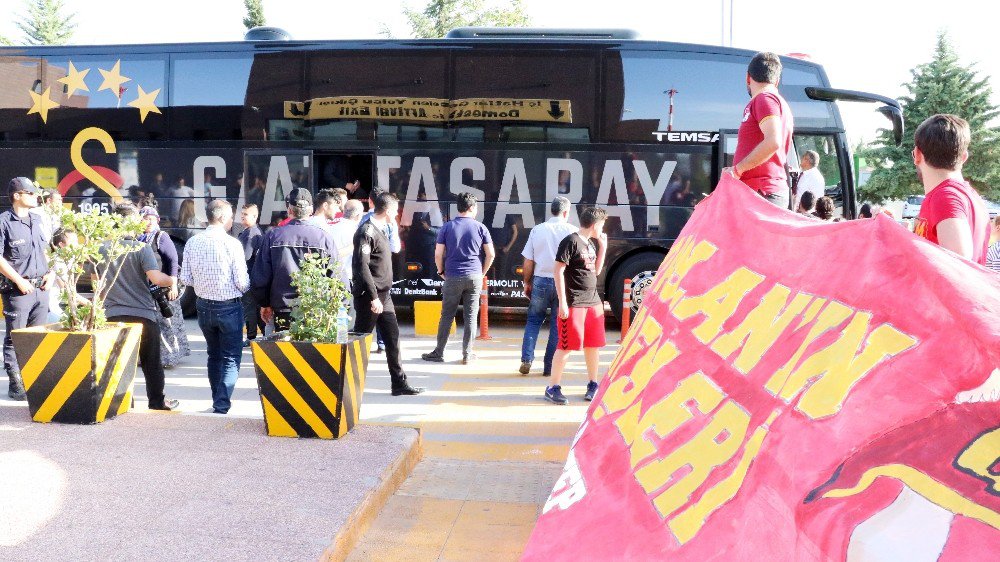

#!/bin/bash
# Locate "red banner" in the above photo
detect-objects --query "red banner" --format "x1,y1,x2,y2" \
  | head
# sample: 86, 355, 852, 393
523, 176, 1000, 561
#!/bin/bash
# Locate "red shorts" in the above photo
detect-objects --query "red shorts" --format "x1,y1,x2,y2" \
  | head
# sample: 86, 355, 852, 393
557, 304, 606, 351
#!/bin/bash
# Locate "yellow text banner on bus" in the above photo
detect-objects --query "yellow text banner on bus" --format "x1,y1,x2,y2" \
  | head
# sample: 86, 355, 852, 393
283, 96, 572, 124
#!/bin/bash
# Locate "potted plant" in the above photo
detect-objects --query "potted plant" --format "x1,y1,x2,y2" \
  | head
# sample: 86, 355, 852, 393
250, 253, 373, 439
11, 207, 147, 424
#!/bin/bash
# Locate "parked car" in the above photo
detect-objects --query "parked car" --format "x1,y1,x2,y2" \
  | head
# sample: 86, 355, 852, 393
986, 200, 1000, 219
902, 195, 925, 219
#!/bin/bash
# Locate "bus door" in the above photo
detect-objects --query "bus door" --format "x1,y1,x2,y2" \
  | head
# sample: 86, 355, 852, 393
243, 150, 313, 227
793, 132, 849, 218
314, 151, 375, 202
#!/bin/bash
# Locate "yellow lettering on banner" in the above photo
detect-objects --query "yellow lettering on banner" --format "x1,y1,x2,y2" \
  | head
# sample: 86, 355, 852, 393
672, 267, 765, 344
768, 310, 917, 419
711, 286, 814, 374
764, 301, 853, 397
656, 237, 718, 310
634, 400, 751, 519
667, 410, 779, 544
620, 372, 725, 469
956, 427, 1000, 494
601, 333, 676, 418
605, 307, 656, 381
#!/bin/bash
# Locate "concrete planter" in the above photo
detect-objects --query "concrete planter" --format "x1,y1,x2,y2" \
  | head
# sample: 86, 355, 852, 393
251, 333, 373, 439
11, 323, 142, 424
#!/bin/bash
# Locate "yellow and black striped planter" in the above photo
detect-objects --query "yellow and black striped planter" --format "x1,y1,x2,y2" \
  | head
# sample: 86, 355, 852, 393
251, 334, 372, 439
11, 323, 142, 424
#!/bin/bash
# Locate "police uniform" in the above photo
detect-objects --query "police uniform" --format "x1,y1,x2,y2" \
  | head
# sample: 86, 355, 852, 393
0, 178, 51, 399
352, 218, 422, 395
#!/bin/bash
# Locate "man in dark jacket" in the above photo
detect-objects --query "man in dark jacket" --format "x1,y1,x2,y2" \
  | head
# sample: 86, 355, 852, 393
250, 189, 336, 331
353, 191, 422, 396
237, 203, 264, 345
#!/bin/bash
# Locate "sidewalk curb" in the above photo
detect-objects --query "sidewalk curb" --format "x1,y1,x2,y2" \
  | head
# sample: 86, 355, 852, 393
321, 426, 424, 562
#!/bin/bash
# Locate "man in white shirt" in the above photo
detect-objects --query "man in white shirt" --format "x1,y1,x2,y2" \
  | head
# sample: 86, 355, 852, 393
329, 199, 363, 324
519, 197, 578, 376
308, 189, 338, 234
794, 150, 825, 211
179, 200, 249, 414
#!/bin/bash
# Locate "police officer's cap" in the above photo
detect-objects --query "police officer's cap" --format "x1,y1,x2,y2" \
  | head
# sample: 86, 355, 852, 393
286, 187, 312, 208
8, 177, 41, 196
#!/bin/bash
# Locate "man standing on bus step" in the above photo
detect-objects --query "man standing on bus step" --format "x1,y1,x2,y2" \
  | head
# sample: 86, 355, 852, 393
546, 207, 608, 405
180, 200, 248, 414
519, 196, 576, 376
251, 188, 337, 332
421, 192, 495, 365
0, 178, 55, 400
723, 52, 794, 209
353, 192, 423, 396
237, 203, 265, 347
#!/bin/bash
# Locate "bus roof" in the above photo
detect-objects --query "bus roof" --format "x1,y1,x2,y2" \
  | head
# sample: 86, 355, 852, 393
0, 36, 824, 72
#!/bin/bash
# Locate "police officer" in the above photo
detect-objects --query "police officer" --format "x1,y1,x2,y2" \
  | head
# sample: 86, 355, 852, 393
353, 191, 423, 396
0, 178, 55, 400
250, 188, 337, 331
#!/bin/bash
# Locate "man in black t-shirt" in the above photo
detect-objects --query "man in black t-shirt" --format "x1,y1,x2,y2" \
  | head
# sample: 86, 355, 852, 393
546, 207, 608, 405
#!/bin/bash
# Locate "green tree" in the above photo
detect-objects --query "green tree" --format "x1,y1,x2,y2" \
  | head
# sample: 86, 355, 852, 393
860, 32, 1000, 203
396, 0, 531, 39
243, 0, 266, 30
15, 0, 76, 46
0, 35, 12, 46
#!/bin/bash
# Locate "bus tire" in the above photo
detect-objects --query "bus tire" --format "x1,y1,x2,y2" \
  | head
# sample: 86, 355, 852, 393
181, 285, 197, 319
607, 252, 667, 321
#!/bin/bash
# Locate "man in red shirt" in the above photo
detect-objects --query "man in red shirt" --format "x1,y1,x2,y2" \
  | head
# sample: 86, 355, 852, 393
912, 114, 990, 264
723, 52, 794, 209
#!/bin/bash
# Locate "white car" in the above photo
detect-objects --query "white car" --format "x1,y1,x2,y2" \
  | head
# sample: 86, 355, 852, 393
902, 195, 925, 219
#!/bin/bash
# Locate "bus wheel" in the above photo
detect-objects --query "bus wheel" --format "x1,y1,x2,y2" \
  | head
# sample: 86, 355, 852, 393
608, 252, 666, 321
181, 285, 197, 319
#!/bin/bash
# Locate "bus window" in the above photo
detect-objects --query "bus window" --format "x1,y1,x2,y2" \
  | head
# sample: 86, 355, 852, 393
452, 51, 596, 142
171, 53, 253, 140
605, 51, 747, 142
780, 67, 837, 130
794, 133, 844, 216
244, 52, 304, 141
0, 55, 42, 140
43, 55, 167, 141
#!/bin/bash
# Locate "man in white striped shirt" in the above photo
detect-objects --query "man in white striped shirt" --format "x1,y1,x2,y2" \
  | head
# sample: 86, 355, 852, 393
179, 200, 249, 414
986, 215, 1000, 273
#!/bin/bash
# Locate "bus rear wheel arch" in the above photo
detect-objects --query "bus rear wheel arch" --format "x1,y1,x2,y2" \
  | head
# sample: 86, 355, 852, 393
607, 251, 667, 321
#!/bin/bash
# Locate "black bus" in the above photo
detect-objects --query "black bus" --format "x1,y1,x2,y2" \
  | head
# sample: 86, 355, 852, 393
0, 28, 901, 318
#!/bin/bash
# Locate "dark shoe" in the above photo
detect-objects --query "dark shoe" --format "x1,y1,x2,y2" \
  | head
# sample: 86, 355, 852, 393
149, 398, 180, 411
545, 385, 568, 405
212, 409, 228, 414
585, 381, 599, 401
243, 339, 252, 348
542, 371, 551, 377
6, 371, 26, 401
421, 352, 444, 363
462, 353, 477, 365
373, 346, 385, 354
391, 384, 425, 396
519, 361, 531, 375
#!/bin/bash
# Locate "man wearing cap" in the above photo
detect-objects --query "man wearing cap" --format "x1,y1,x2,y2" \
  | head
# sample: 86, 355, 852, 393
0, 178, 55, 400
251, 188, 337, 331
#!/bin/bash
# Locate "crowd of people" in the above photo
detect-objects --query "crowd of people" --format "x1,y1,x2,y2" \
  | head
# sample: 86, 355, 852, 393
2, 51, 997, 411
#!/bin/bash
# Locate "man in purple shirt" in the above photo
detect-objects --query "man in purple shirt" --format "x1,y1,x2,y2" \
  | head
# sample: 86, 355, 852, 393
421, 193, 495, 364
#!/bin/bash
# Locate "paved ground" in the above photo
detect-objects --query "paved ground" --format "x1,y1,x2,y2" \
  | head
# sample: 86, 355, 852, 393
0, 316, 619, 561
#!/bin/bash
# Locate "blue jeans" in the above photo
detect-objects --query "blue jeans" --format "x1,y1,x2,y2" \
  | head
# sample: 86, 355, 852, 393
196, 297, 244, 413
520, 276, 557, 374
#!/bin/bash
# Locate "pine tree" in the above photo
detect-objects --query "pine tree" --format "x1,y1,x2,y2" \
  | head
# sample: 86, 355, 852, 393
244, 0, 266, 31
15, 0, 76, 46
398, 0, 530, 39
860, 32, 1000, 203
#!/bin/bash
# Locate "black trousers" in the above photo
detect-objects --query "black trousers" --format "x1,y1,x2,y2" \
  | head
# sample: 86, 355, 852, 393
2, 287, 50, 373
109, 315, 167, 408
353, 292, 407, 389
242, 293, 265, 340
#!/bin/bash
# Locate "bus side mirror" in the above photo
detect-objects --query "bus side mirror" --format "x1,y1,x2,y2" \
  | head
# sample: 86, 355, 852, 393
876, 105, 904, 147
